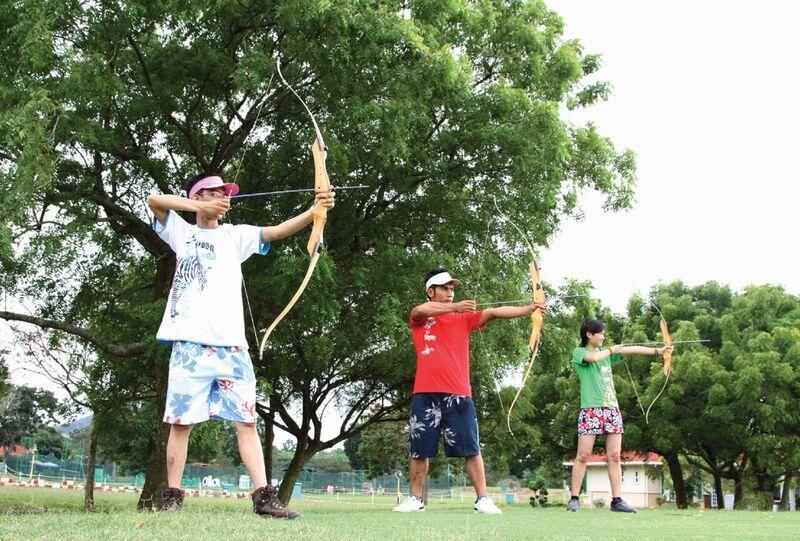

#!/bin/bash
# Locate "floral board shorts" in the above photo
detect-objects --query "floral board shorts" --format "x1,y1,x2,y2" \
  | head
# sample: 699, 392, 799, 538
577, 407, 624, 436
408, 393, 480, 458
163, 341, 257, 425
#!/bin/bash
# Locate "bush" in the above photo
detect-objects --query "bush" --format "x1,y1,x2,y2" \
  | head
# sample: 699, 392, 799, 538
738, 493, 773, 511
593, 499, 606, 509
527, 476, 548, 507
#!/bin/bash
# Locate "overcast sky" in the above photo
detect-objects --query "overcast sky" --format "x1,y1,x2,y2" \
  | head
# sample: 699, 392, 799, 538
5, 2, 799, 444
541, 0, 799, 312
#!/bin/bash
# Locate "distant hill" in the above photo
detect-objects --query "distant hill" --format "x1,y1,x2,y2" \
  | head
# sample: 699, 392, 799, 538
59, 414, 92, 434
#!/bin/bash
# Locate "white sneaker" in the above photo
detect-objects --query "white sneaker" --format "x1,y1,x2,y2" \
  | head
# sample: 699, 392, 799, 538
474, 496, 503, 515
392, 495, 425, 512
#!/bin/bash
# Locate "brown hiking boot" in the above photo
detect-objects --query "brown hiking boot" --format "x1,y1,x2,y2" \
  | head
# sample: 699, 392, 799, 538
251, 485, 300, 519
161, 487, 184, 511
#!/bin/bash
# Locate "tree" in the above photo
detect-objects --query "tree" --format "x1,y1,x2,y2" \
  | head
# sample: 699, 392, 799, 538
356, 420, 409, 480
33, 426, 66, 457
0, 358, 10, 400
1, 0, 634, 506
343, 433, 366, 471
0, 385, 59, 449
310, 450, 351, 473
718, 286, 800, 508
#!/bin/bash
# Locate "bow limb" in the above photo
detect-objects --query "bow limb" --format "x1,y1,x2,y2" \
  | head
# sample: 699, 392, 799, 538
645, 304, 672, 423
259, 250, 322, 359
259, 58, 330, 359
492, 197, 545, 435
506, 260, 544, 435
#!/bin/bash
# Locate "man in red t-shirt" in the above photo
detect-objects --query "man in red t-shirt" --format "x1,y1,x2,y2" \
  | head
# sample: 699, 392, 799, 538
392, 267, 547, 515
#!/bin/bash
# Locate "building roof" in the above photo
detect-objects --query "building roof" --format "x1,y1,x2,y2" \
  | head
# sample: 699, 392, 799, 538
563, 451, 662, 467
0, 444, 28, 456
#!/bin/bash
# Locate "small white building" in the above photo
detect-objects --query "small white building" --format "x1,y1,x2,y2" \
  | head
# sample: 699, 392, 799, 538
563, 452, 663, 509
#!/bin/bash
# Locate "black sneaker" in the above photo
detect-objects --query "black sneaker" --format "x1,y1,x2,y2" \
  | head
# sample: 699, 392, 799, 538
566, 499, 580, 512
251, 485, 300, 519
610, 498, 636, 513
161, 487, 184, 511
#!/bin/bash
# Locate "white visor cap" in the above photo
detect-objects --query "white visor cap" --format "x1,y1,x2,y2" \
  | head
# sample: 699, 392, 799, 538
425, 271, 462, 290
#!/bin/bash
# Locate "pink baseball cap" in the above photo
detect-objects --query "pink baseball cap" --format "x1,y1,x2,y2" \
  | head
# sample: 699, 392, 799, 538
187, 174, 240, 199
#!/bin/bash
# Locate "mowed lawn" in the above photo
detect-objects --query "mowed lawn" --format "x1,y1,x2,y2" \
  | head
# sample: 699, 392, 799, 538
1, 486, 798, 541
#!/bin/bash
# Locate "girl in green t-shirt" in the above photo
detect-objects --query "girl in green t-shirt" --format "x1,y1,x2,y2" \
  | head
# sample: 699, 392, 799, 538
566, 318, 672, 513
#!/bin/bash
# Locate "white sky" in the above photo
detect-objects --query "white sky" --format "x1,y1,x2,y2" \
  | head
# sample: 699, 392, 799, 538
541, 0, 800, 311
4, 1, 799, 444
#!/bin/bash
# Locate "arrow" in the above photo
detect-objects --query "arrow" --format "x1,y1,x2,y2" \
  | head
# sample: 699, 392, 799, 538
229, 185, 371, 200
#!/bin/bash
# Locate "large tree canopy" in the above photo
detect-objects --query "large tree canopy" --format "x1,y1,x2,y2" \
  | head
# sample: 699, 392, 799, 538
1, 0, 634, 505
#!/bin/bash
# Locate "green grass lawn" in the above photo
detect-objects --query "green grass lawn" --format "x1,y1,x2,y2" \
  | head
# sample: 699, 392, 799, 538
1, 486, 798, 540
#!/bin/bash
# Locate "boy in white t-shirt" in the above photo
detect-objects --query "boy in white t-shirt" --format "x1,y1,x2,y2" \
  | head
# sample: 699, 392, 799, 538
148, 172, 335, 519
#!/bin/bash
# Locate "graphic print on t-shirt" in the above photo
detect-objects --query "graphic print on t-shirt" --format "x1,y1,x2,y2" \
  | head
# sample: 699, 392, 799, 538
421, 318, 437, 355
170, 234, 216, 319
600, 363, 618, 407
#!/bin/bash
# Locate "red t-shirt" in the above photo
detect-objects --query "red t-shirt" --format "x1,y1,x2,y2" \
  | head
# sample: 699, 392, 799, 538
410, 311, 485, 396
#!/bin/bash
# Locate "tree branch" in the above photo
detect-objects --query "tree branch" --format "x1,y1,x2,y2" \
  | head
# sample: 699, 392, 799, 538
0, 311, 149, 357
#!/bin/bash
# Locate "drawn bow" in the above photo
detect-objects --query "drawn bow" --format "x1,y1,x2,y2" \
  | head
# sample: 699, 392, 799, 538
644, 304, 673, 423
258, 58, 331, 360
492, 197, 545, 435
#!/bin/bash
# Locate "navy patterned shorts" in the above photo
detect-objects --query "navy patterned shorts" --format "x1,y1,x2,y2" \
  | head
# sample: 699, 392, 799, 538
408, 393, 480, 458
577, 407, 624, 436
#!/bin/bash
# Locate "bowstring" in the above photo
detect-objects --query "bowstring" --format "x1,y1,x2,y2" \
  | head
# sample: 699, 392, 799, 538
472, 223, 506, 416
644, 303, 671, 423
229, 70, 276, 353
620, 317, 646, 418
642, 302, 672, 424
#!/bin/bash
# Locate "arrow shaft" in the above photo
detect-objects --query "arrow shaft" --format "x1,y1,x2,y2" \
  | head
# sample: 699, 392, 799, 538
621, 339, 710, 347
476, 294, 582, 307
229, 185, 370, 200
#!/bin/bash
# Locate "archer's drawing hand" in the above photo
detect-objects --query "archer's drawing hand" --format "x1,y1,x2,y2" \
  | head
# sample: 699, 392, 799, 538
454, 300, 477, 313
199, 198, 230, 219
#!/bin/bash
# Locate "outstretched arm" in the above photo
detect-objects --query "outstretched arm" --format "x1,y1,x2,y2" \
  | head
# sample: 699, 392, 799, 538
621, 345, 673, 357
260, 188, 335, 243
478, 303, 547, 326
582, 344, 673, 363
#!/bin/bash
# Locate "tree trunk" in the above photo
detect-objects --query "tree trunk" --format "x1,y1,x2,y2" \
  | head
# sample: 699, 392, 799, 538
137, 356, 170, 510
713, 472, 723, 510
779, 470, 792, 511
136, 257, 175, 510
733, 472, 744, 508
277, 447, 310, 504
84, 422, 98, 510
665, 453, 687, 509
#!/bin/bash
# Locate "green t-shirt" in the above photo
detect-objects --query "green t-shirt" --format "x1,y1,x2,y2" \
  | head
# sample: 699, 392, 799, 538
572, 346, 622, 409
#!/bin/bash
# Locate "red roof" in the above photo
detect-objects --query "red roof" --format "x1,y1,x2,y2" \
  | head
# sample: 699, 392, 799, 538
0, 445, 28, 456
563, 452, 661, 466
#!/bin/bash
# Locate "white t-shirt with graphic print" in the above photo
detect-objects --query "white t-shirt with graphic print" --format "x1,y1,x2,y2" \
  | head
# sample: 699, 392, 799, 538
153, 210, 269, 347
